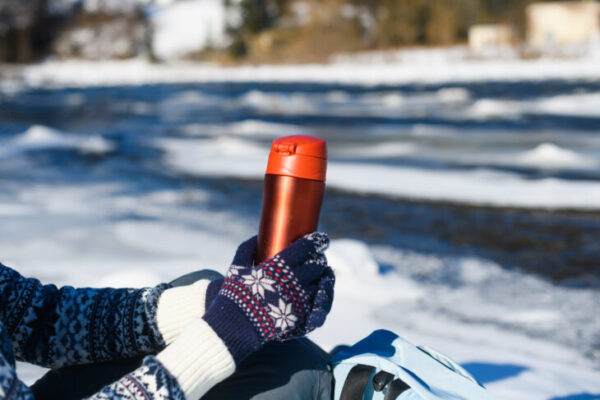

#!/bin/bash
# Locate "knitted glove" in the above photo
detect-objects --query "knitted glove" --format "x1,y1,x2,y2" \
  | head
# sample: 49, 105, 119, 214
155, 233, 334, 400
155, 273, 223, 345
202, 232, 334, 364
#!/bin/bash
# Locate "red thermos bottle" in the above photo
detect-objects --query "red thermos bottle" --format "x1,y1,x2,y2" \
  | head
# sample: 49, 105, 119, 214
255, 135, 327, 264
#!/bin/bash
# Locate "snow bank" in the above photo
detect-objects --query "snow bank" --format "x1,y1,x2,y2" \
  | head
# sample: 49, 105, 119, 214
0, 183, 251, 286
327, 162, 600, 209
443, 142, 598, 171
157, 86, 476, 121
326, 239, 423, 305
97, 269, 163, 288
333, 141, 417, 158
239, 90, 317, 114
313, 240, 600, 400
467, 98, 523, 119
535, 91, 600, 118
516, 142, 597, 169
181, 119, 304, 138
468, 92, 600, 119
0, 125, 113, 158
156, 136, 600, 210
226, 120, 304, 137
19, 51, 600, 88
0, 204, 36, 217
158, 136, 267, 179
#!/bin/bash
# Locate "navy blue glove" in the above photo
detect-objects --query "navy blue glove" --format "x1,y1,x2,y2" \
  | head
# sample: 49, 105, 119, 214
203, 232, 335, 364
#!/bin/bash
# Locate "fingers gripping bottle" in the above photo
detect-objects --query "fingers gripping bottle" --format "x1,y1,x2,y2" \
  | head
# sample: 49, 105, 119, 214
255, 135, 327, 264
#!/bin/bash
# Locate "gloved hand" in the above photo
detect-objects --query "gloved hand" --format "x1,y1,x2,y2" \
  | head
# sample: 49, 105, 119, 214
154, 232, 334, 400
203, 232, 335, 363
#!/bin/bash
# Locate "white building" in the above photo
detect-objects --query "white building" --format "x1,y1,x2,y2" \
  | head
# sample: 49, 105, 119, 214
468, 24, 514, 50
150, 0, 230, 60
526, 1, 600, 48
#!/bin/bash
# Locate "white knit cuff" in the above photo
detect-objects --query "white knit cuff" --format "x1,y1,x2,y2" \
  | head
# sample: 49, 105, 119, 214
157, 319, 236, 400
156, 280, 211, 345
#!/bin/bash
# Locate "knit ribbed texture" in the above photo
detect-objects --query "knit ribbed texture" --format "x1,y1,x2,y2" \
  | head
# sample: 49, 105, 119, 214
202, 296, 262, 364
205, 279, 223, 308
156, 319, 236, 400
156, 280, 211, 345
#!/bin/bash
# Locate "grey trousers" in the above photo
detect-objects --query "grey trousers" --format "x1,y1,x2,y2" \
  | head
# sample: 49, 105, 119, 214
31, 270, 333, 400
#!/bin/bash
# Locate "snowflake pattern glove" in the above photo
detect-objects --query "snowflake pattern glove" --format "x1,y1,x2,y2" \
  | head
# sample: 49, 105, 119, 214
202, 232, 334, 364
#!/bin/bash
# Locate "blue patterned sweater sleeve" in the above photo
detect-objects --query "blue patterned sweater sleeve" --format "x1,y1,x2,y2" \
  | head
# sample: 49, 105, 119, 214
0, 322, 34, 400
88, 356, 186, 400
0, 320, 184, 400
0, 262, 169, 368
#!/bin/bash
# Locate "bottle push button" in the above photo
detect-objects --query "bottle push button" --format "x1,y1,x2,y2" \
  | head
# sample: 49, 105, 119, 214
265, 135, 327, 182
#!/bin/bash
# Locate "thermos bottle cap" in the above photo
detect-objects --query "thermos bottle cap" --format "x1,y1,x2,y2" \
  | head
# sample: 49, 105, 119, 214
265, 135, 327, 182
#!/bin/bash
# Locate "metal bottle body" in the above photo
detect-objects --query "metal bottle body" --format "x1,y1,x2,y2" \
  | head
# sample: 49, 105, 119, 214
256, 174, 325, 263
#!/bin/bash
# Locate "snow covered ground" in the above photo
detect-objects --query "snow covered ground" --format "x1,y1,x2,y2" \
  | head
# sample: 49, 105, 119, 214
2, 51, 600, 399
2, 181, 599, 399
14, 45, 600, 87
157, 135, 600, 210
4, 122, 600, 210
4, 48, 599, 211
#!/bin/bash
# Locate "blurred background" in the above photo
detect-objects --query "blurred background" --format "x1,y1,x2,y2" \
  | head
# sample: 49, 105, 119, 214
1, 1, 600, 399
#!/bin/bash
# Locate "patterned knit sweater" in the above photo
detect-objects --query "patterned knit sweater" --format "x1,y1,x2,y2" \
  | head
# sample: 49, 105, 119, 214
0, 262, 188, 400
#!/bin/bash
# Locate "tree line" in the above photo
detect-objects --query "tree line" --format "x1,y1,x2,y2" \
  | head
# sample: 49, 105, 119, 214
226, 0, 568, 61
0, 0, 583, 63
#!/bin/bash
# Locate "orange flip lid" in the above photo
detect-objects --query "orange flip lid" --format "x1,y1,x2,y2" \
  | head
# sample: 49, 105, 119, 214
265, 135, 327, 181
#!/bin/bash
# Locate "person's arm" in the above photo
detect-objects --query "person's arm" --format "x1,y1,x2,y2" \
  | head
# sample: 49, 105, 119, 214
0, 233, 334, 400
93, 232, 334, 400
0, 263, 168, 368
1, 320, 177, 400
88, 327, 229, 400
0, 263, 220, 369
0, 271, 217, 400
0, 320, 34, 399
